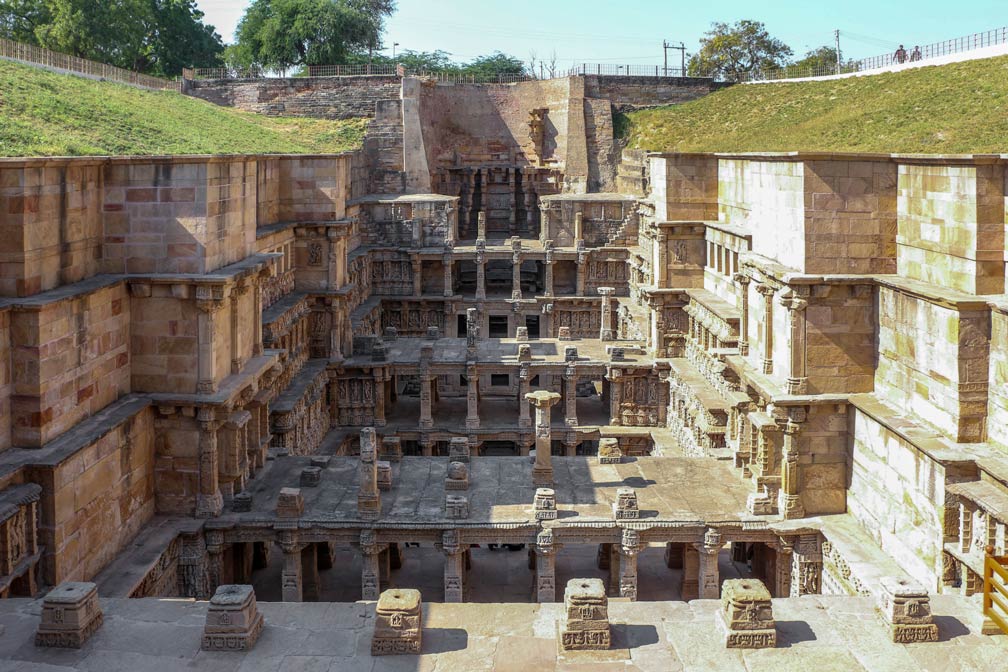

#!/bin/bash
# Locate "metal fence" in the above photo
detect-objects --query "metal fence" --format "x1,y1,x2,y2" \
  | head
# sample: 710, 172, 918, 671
0, 37, 175, 90
186, 63, 534, 84
568, 63, 689, 78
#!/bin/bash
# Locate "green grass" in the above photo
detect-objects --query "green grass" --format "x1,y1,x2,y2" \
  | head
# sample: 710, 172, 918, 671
623, 54, 1008, 153
0, 59, 367, 157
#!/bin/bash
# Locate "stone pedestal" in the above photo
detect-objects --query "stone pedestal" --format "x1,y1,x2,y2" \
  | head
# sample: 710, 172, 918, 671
716, 579, 776, 649
449, 436, 471, 463
276, 488, 304, 518
380, 437, 402, 462
597, 438, 622, 464
560, 578, 611, 651
526, 390, 561, 486
35, 582, 103, 649
598, 287, 615, 340
377, 461, 392, 491
445, 494, 469, 519
613, 487, 639, 519
877, 577, 939, 643
372, 588, 422, 655
300, 467, 322, 487
445, 461, 469, 490
201, 584, 264, 651
358, 428, 381, 520
534, 487, 558, 520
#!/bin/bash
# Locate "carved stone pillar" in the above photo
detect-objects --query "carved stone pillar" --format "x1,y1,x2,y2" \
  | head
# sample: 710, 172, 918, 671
598, 286, 615, 341
790, 534, 822, 597
280, 533, 303, 602
607, 369, 622, 426
575, 247, 587, 296
533, 529, 559, 602
542, 302, 553, 338
302, 543, 320, 601
512, 244, 523, 300
698, 528, 722, 599
466, 307, 479, 358
544, 245, 555, 297
681, 544, 699, 600
195, 288, 224, 394
196, 407, 223, 518
477, 211, 487, 241
780, 289, 808, 394
563, 365, 578, 427
654, 231, 668, 287
756, 284, 775, 374
734, 273, 750, 356
411, 254, 422, 297
574, 212, 584, 245
373, 371, 387, 428
526, 390, 561, 486
774, 537, 793, 598
619, 529, 640, 601
778, 408, 806, 520
230, 282, 248, 374
360, 530, 383, 600
205, 530, 224, 594
253, 271, 266, 357
475, 246, 486, 301
443, 251, 454, 297
439, 530, 466, 603
466, 363, 480, 430
518, 363, 532, 429
419, 375, 434, 430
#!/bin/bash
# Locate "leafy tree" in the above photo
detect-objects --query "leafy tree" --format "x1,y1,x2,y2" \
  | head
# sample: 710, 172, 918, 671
233, 0, 393, 73
0, 0, 223, 75
688, 20, 792, 80
461, 52, 525, 78
793, 45, 843, 73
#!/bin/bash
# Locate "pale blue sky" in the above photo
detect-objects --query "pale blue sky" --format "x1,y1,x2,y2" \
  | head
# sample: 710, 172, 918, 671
195, 0, 1006, 67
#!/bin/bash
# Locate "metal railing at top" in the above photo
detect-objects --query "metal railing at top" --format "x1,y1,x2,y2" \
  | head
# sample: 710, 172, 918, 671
984, 545, 1008, 636
0, 37, 176, 90
568, 63, 690, 78
185, 63, 535, 84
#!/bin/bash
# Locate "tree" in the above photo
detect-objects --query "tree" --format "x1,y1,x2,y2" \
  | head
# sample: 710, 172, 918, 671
792, 45, 853, 74
688, 20, 792, 80
0, 0, 223, 76
461, 51, 525, 78
232, 0, 394, 73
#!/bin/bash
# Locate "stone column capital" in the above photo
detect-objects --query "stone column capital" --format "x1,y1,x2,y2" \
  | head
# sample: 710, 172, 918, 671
526, 390, 561, 408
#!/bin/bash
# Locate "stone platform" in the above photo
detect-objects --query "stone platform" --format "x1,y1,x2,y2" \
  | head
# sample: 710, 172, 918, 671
0, 595, 1003, 671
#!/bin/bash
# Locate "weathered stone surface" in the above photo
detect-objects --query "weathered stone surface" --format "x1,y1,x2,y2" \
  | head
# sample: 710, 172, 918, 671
717, 579, 776, 649
35, 582, 103, 648
372, 588, 422, 655
561, 578, 611, 650
201, 584, 264, 651
877, 577, 939, 643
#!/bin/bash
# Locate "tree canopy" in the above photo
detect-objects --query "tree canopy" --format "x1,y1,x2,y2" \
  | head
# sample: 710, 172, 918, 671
793, 46, 843, 73
0, 0, 224, 76
687, 20, 793, 79
229, 0, 395, 73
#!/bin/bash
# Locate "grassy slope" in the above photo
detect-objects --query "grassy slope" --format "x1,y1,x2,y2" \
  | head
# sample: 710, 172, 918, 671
624, 54, 1008, 154
0, 59, 367, 157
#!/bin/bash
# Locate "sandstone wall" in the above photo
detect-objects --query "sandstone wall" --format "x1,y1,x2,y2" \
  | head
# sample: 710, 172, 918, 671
184, 76, 401, 119
897, 161, 1006, 295
34, 405, 155, 584
874, 284, 990, 442
0, 161, 105, 297
797, 403, 849, 515
581, 74, 729, 110
152, 410, 200, 515
10, 281, 131, 447
0, 310, 10, 452
848, 400, 952, 589
102, 159, 258, 275
987, 301, 1008, 449
276, 155, 355, 222
649, 154, 719, 222
804, 283, 877, 394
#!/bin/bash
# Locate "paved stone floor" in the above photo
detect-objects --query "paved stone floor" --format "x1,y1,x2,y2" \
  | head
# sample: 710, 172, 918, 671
251, 543, 755, 603
0, 594, 1003, 671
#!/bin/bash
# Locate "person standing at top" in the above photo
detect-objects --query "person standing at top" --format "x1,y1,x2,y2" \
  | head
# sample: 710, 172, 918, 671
894, 44, 908, 64
910, 45, 922, 62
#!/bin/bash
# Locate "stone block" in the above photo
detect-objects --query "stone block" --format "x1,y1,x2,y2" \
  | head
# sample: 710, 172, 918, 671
425, 326, 440, 340
231, 492, 252, 513
877, 577, 939, 643
613, 487, 639, 519
609, 347, 626, 361
445, 461, 469, 490
380, 437, 402, 462
717, 578, 776, 649
597, 438, 622, 464
561, 578, 610, 650
518, 343, 532, 362
300, 467, 322, 487
377, 461, 392, 491
276, 488, 304, 518
564, 346, 579, 361
558, 326, 572, 341
448, 437, 470, 463
372, 588, 422, 655
35, 582, 103, 648
383, 327, 398, 341
445, 494, 469, 519
310, 456, 331, 468
371, 341, 387, 362
516, 326, 529, 341
201, 584, 264, 651
534, 487, 557, 520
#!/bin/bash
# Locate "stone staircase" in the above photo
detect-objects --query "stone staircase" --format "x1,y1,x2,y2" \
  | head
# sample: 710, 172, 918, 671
616, 148, 649, 197
363, 99, 406, 194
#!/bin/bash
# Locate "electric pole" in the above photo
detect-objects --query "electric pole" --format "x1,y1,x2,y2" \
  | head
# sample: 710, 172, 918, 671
663, 40, 686, 76
835, 29, 841, 74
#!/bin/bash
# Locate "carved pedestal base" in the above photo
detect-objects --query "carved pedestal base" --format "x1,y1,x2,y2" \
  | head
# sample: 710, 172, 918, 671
717, 579, 776, 649
201, 584, 265, 651
878, 577, 939, 643
560, 578, 611, 651
35, 582, 103, 649
372, 589, 422, 656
